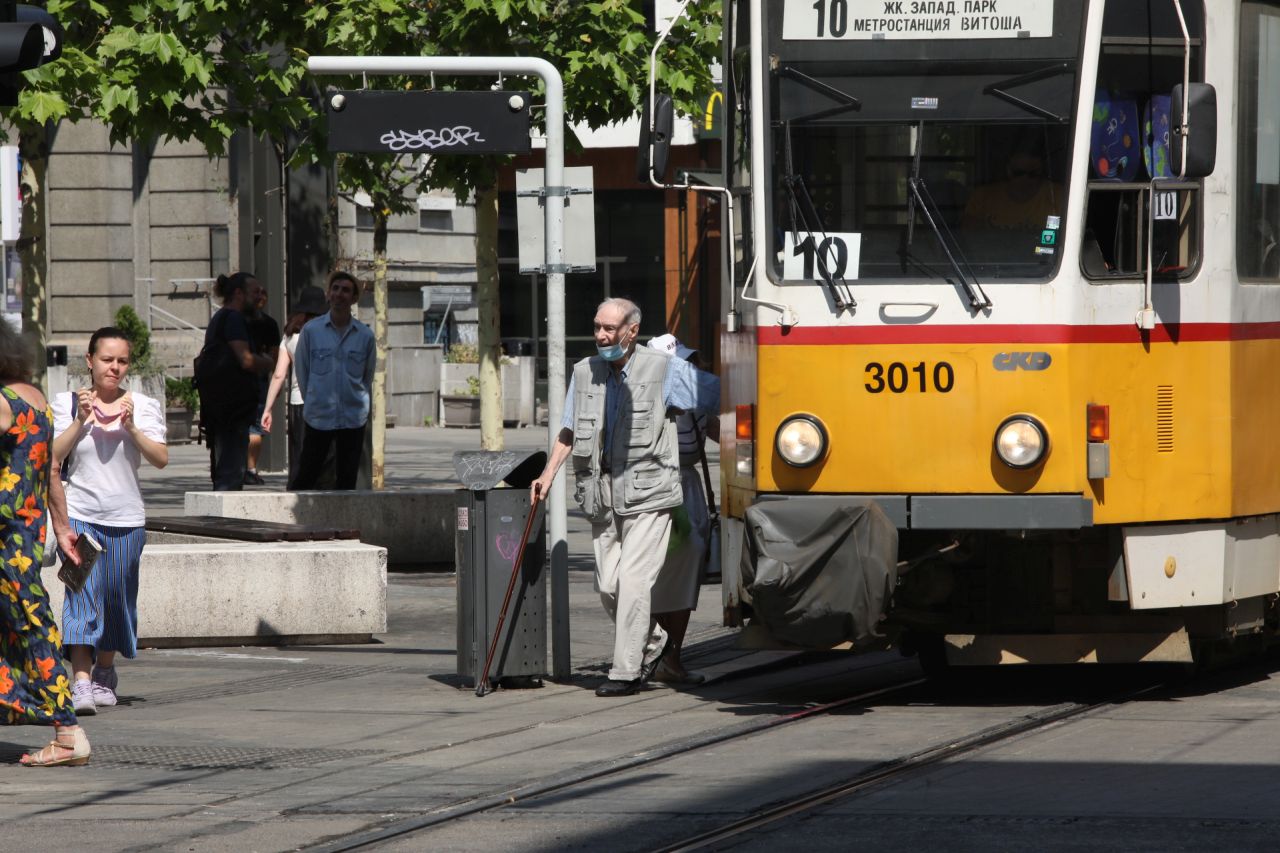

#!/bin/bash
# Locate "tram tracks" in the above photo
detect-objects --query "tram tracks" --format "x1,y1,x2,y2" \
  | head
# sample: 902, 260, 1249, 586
305, 668, 1175, 853
303, 667, 928, 852
654, 682, 1167, 853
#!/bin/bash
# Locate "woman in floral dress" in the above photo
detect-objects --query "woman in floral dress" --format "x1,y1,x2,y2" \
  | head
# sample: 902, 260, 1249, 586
0, 321, 90, 766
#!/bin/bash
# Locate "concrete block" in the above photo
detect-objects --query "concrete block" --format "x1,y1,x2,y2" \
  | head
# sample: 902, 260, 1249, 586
47, 296, 134, 335
51, 189, 134, 226
151, 225, 217, 261
49, 152, 133, 190
184, 490, 457, 567
389, 346, 443, 395
149, 157, 228, 193
148, 190, 229, 227
49, 224, 135, 261
50, 119, 115, 151
41, 540, 387, 646
50, 261, 134, 299
390, 391, 437, 429
153, 137, 223, 158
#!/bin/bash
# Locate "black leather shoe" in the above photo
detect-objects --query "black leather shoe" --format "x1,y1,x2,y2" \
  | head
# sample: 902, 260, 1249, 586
595, 679, 641, 697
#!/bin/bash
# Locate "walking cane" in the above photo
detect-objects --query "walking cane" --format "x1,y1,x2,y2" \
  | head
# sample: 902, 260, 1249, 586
475, 496, 542, 697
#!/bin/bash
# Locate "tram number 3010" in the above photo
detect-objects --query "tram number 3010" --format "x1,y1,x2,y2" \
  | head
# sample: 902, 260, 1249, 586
865, 361, 955, 394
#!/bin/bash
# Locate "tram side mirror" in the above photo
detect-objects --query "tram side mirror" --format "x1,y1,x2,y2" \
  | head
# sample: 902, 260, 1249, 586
1171, 83, 1217, 179
636, 92, 674, 184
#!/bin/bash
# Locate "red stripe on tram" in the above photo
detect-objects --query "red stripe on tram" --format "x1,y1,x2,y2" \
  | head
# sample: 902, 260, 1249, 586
755, 322, 1280, 346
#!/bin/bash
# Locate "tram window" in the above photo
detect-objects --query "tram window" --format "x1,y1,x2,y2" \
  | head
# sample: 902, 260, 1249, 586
1082, 2, 1204, 282
1237, 2, 1280, 281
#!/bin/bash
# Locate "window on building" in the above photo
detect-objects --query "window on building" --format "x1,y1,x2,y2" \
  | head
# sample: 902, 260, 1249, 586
419, 209, 453, 231
356, 207, 374, 230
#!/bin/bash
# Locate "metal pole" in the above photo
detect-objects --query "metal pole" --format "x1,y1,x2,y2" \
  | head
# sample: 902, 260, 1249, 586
307, 56, 572, 681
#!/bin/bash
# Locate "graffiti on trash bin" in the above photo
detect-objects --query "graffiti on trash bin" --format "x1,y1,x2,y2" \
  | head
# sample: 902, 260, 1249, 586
454, 450, 533, 490
495, 532, 520, 562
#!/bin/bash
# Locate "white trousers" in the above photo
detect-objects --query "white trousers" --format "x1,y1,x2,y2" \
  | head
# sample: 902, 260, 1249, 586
593, 506, 673, 681
650, 467, 707, 615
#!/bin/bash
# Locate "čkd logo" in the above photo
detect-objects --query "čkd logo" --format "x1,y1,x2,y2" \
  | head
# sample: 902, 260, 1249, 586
993, 352, 1052, 371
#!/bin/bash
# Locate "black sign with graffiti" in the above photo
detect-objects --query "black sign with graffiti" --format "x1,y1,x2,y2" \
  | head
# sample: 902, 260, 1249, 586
326, 90, 533, 155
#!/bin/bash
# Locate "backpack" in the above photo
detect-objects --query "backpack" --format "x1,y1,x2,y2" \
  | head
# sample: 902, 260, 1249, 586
192, 310, 231, 392
193, 310, 256, 420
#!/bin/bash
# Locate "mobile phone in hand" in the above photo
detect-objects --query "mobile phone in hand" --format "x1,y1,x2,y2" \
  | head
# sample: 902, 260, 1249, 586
57, 532, 102, 594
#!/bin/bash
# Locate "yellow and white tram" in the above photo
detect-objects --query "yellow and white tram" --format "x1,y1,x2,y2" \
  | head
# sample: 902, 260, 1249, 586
711, 0, 1280, 664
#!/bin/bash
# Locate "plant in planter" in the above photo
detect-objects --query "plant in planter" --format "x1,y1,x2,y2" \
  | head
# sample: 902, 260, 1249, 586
163, 376, 199, 443
114, 305, 153, 373
441, 349, 482, 428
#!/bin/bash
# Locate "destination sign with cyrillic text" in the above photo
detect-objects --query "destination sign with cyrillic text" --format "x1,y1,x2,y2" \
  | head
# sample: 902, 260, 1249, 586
782, 0, 1055, 41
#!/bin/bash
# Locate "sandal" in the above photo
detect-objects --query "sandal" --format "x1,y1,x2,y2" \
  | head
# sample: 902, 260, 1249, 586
20, 727, 90, 767
654, 660, 707, 686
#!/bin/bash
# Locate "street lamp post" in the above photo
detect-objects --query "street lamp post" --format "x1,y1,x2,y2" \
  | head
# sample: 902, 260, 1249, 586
307, 55, 571, 681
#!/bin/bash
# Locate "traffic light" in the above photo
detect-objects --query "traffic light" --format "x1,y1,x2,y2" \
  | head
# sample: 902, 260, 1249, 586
0, 2, 61, 107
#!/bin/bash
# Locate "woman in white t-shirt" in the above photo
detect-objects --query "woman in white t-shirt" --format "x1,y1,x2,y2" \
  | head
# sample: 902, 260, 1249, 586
51, 327, 168, 716
261, 285, 327, 486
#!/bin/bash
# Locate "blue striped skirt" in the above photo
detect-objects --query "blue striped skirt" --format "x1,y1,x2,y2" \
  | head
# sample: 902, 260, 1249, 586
61, 519, 147, 658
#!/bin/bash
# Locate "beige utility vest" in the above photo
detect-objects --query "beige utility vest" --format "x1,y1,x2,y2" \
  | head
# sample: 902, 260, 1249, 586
570, 347, 683, 522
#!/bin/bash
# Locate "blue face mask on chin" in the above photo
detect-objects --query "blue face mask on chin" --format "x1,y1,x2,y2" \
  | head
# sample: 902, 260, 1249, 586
596, 341, 626, 361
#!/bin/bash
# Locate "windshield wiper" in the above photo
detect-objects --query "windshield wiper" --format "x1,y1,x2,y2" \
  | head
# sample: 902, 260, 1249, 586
777, 65, 861, 124
907, 177, 991, 311
900, 123, 989, 311
983, 63, 1072, 123
781, 122, 855, 311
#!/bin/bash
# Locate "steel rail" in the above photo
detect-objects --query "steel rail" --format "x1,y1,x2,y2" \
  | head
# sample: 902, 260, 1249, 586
303, 674, 928, 852
656, 682, 1167, 853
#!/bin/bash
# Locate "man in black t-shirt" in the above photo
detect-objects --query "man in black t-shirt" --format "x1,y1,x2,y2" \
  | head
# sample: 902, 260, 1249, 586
245, 283, 281, 485
198, 273, 273, 491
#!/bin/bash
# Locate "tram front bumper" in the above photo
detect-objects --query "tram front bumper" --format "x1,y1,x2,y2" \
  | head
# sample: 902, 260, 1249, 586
753, 493, 1094, 530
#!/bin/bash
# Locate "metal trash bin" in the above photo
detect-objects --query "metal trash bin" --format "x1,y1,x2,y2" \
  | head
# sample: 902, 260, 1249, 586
454, 449, 548, 689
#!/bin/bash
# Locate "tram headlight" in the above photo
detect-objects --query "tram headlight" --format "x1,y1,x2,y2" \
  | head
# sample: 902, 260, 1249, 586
994, 415, 1049, 469
775, 415, 827, 467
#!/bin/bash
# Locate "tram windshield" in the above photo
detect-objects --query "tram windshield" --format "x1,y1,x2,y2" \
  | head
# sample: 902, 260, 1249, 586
763, 1, 1087, 284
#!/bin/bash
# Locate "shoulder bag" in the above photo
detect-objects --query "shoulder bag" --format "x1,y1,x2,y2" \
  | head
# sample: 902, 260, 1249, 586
692, 418, 721, 584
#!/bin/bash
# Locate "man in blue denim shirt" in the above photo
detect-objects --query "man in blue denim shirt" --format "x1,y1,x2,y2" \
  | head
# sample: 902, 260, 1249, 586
292, 271, 375, 490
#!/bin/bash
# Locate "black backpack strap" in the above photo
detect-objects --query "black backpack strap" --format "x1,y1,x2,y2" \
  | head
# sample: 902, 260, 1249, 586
691, 416, 716, 515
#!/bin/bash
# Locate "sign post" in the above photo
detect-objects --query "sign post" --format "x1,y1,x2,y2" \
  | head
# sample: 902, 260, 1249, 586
308, 56, 573, 682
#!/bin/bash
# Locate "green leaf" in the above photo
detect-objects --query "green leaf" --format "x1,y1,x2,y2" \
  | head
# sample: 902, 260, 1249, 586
26, 91, 68, 124
29, 583, 43, 598
102, 84, 134, 115
0, 504, 13, 519
181, 53, 212, 88
138, 32, 175, 64
99, 27, 139, 58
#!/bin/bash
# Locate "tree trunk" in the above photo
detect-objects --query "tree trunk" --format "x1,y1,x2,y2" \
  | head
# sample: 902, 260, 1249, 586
475, 184, 503, 451
371, 211, 389, 489
18, 125, 48, 389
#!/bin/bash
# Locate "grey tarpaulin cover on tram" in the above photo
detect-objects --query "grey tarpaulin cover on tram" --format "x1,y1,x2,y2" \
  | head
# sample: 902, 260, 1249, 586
741, 500, 898, 648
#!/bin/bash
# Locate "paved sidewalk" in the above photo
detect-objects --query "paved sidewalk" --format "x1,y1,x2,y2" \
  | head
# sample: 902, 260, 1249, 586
0, 426, 784, 851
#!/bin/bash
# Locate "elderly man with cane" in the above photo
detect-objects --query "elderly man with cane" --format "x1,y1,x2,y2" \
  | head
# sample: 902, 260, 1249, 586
530, 298, 719, 697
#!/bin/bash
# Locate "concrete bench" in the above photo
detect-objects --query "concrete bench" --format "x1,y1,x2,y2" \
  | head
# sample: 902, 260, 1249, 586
185, 489, 455, 567
148, 515, 361, 542
42, 540, 387, 647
